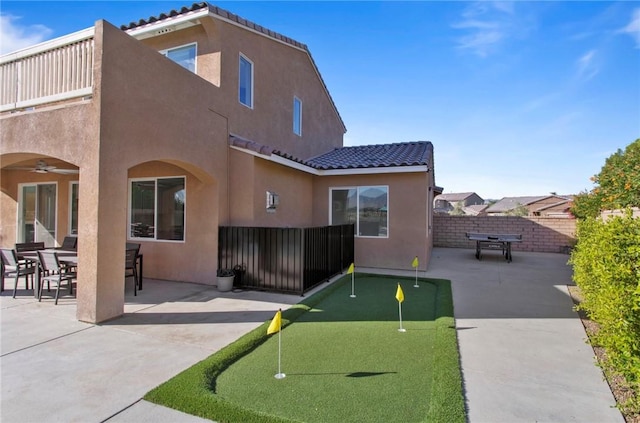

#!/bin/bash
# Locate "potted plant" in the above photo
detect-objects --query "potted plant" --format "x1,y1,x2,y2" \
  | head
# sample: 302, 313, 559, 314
216, 268, 235, 292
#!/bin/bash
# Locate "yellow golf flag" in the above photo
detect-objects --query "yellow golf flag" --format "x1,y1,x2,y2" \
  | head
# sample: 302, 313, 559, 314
395, 283, 404, 303
347, 263, 355, 274
412, 256, 419, 268
267, 309, 282, 335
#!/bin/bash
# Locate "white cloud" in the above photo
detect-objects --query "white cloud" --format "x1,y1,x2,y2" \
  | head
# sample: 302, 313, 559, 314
0, 14, 52, 55
451, 1, 521, 58
618, 8, 640, 48
577, 49, 599, 81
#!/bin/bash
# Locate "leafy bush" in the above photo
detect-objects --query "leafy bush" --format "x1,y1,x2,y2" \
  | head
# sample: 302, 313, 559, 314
570, 210, 640, 413
572, 138, 640, 219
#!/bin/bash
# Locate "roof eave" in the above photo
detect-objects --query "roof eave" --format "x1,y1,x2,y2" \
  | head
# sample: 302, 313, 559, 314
124, 8, 210, 40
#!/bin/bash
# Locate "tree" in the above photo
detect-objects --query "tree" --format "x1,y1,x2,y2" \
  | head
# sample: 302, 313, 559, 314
450, 201, 466, 216
571, 138, 640, 219
506, 203, 529, 217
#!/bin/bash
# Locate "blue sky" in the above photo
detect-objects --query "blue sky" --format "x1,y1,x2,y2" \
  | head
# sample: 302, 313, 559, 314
1, 1, 639, 199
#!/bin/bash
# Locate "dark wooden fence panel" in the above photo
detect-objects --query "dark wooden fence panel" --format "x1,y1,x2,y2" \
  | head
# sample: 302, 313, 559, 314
218, 224, 354, 294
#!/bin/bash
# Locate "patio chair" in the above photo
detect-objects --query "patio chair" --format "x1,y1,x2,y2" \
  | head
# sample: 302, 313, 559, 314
125, 246, 140, 296
1, 248, 36, 297
37, 250, 77, 305
60, 236, 77, 250
15, 242, 45, 258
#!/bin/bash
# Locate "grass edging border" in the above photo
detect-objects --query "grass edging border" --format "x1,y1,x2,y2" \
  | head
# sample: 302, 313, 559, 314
144, 274, 464, 423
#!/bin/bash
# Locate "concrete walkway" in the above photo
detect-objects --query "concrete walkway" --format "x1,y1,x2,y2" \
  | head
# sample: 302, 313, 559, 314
0, 248, 623, 422
425, 248, 623, 423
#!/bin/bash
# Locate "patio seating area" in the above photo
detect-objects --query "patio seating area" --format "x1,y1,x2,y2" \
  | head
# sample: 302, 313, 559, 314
0, 248, 623, 423
0, 241, 144, 303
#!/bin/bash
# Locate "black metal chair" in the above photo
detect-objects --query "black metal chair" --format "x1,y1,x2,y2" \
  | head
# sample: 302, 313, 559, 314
15, 242, 45, 258
60, 236, 77, 250
1, 248, 36, 297
125, 245, 140, 296
37, 250, 77, 305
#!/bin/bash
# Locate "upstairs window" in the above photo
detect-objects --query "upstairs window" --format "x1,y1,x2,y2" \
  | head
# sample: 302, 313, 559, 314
239, 54, 254, 108
160, 43, 196, 73
293, 96, 302, 136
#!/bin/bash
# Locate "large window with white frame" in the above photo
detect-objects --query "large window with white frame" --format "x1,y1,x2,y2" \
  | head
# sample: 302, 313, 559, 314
239, 53, 253, 108
293, 96, 302, 136
160, 43, 196, 73
330, 186, 388, 238
129, 177, 185, 241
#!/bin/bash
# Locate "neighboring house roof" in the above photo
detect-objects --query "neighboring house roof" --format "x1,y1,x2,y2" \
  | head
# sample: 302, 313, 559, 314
434, 192, 477, 202
465, 204, 488, 215
121, 2, 346, 133
485, 196, 549, 213
230, 135, 432, 173
532, 199, 573, 214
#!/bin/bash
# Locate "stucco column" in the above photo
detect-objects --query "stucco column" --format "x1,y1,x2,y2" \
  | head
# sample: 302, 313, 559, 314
76, 164, 127, 323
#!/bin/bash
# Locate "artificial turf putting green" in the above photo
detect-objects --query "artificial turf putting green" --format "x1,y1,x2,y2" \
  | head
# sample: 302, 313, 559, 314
145, 274, 465, 423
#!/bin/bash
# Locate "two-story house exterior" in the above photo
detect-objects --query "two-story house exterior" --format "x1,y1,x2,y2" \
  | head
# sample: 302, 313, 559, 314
0, 3, 437, 323
433, 192, 484, 215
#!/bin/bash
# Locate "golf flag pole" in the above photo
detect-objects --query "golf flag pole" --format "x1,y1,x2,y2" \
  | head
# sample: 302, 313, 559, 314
396, 283, 406, 332
412, 256, 419, 288
347, 262, 356, 298
267, 309, 285, 379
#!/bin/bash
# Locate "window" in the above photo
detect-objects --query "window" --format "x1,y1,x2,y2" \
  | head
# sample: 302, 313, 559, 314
239, 54, 253, 108
160, 43, 196, 73
69, 182, 79, 234
293, 96, 302, 136
331, 186, 388, 238
129, 177, 185, 241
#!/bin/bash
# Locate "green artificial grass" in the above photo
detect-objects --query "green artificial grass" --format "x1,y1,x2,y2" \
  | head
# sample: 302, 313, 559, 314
144, 274, 465, 423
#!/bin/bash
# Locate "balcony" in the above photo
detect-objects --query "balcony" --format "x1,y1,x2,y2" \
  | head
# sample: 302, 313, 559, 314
0, 27, 94, 113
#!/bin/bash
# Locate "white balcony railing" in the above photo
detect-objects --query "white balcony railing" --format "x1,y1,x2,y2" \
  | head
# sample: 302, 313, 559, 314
0, 27, 95, 113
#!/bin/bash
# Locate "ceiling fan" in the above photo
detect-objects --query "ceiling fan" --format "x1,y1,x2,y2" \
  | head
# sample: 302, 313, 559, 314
7, 160, 79, 175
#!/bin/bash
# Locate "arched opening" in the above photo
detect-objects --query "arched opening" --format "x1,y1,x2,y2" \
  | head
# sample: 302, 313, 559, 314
2, 154, 80, 248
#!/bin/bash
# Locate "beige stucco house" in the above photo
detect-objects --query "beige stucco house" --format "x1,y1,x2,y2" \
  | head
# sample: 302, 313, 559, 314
0, 3, 437, 323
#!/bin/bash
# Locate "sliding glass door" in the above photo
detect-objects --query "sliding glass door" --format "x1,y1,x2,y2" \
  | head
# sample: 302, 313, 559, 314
18, 183, 57, 246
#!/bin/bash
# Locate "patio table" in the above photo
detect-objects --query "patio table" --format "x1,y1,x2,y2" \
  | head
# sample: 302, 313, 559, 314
465, 232, 522, 262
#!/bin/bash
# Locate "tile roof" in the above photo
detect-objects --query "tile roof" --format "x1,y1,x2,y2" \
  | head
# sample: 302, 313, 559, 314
120, 2, 307, 50
434, 192, 478, 202
305, 142, 433, 170
230, 135, 432, 171
485, 196, 550, 213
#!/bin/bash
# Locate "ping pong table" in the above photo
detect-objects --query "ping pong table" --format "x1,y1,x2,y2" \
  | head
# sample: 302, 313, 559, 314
465, 232, 523, 262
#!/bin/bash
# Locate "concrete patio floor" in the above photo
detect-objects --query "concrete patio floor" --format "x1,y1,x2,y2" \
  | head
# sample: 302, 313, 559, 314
0, 247, 623, 422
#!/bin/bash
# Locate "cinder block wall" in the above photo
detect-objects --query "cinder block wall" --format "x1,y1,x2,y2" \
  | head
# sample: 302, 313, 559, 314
433, 215, 577, 253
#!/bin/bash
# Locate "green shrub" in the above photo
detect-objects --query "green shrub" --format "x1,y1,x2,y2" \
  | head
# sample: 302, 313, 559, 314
570, 210, 640, 413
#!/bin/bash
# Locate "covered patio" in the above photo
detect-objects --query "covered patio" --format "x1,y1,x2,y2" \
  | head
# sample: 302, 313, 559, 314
1, 21, 228, 323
